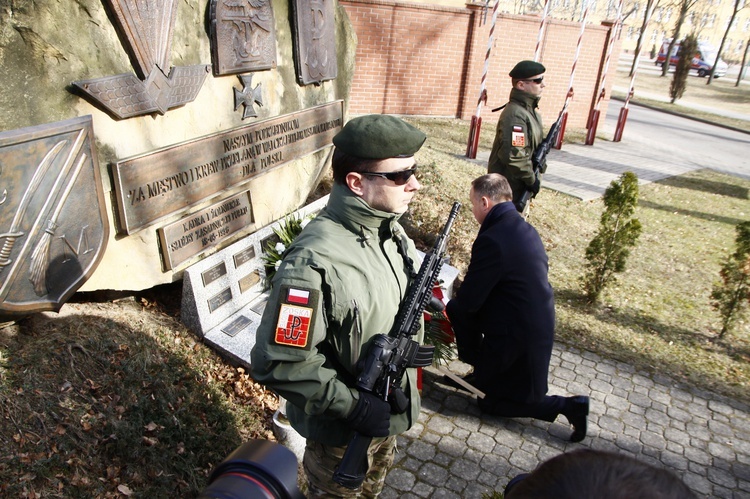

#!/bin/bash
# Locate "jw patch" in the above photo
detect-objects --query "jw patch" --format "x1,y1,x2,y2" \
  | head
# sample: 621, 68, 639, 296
273, 285, 319, 349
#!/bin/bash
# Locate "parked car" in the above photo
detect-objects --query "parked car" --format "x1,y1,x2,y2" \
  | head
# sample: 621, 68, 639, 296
655, 39, 728, 78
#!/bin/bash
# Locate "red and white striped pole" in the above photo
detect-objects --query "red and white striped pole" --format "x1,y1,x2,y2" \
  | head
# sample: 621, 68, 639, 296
585, 0, 623, 145
554, 0, 592, 150
615, 0, 656, 141
466, 0, 500, 159
534, 0, 550, 62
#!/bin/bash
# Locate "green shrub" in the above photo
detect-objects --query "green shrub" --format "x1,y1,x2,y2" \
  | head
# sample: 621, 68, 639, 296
581, 172, 643, 303
669, 34, 698, 103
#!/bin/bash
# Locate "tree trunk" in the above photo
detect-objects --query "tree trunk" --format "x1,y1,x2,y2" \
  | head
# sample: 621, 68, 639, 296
707, 0, 741, 84
660, 3, 689, 77
630, 0, 659, 77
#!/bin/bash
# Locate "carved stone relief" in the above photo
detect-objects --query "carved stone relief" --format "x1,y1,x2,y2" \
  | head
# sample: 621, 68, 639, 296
0, 116, 109, 314
291, 0, 338, 85
210, 0, 278, 75
71, 0, 209, 119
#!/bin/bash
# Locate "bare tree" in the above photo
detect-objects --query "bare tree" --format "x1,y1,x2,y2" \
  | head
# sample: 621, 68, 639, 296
660, 0, 702, 76
707, 0, 746, 84
738, 38, 750, 87
630, 0, 662, 76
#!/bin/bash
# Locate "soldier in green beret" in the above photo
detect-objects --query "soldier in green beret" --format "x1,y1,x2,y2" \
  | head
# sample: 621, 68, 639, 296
251, 114, 427, 497
488, 60, 547, 212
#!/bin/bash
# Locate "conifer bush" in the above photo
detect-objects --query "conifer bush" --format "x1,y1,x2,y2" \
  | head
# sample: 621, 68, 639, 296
581, 172, 642, 303
711, 221, 750, 338
669, 34, 698, 103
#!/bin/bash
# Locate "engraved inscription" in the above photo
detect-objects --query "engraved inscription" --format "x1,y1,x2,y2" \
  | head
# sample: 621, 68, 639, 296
113, 101, 343, 234
158, 191, 255, 270
202, 262, 228, 287
221, 315, 253, 337
208, 287, 233, 313
233, 246, 256, 268
238, 270, 261, 294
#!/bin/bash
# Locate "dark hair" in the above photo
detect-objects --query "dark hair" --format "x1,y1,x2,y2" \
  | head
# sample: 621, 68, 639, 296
331, 148, 383, 185
505, 449, 697, 499
471, 173, 512, 202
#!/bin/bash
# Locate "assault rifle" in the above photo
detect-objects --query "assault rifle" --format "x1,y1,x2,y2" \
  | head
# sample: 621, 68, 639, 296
333, 201, 461, 489
516, 108, 566, 213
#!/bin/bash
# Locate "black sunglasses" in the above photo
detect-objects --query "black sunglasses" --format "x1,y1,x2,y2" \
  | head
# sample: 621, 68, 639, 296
363, 166, 418, 185
523, 77, 544, 84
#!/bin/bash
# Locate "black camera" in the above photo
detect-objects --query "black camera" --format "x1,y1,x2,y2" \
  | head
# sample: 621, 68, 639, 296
198, 439, 304, 499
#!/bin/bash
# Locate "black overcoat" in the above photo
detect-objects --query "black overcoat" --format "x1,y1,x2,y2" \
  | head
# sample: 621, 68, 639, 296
446, 201, 555, 403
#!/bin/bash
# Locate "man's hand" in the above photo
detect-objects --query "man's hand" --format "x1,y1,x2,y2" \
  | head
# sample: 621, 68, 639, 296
345, 392, 391, 437
529, 177, 541, 195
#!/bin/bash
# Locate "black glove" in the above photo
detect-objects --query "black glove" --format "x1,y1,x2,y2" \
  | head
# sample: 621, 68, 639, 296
345, 392, 391, 438
529, 176, 541, 196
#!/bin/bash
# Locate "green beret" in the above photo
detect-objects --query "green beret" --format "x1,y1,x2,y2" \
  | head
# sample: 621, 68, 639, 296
509, 60, 546, 79
332, 115, 426, 159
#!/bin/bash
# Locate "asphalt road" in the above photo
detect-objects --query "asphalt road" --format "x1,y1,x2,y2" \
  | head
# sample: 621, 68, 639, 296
599, 100, 750, 181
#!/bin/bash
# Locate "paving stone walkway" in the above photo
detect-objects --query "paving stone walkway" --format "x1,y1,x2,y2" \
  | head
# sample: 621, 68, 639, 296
381, 346, 750, 498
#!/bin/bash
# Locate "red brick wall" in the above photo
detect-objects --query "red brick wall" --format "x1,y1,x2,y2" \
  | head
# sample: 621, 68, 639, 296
340, 0, 622, 130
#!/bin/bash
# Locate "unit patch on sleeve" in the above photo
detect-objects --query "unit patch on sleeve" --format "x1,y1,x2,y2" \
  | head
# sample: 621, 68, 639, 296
511, 125, 526, 147
272, 285, 319, 349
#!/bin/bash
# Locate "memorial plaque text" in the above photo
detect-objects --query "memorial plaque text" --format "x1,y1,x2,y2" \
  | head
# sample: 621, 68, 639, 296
113, 100, 343, 234
158, 191, 255, 270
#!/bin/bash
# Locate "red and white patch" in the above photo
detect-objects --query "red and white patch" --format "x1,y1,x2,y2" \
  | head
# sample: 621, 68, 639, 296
511, 125, 525, 147
287, 287, 310, 305
274, 304, 312, 348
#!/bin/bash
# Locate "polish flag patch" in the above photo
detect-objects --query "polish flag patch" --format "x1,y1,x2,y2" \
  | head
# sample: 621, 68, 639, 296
511, 125, 525, 147
287, 287, 310, 305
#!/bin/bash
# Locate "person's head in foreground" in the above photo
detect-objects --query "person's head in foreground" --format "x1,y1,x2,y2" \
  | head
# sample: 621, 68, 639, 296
504, 448, 698, 499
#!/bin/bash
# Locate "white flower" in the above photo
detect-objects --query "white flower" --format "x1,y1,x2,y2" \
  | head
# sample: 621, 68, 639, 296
274, 260, 282, 270
275, 242, 286, 253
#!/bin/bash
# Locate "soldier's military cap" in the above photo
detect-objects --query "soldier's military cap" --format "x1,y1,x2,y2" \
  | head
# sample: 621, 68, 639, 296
333, 114, 427, 159
509, 60, 546, 79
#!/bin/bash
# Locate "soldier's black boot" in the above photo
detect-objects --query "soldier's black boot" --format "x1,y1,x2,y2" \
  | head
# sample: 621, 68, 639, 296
563, 395, 589, 442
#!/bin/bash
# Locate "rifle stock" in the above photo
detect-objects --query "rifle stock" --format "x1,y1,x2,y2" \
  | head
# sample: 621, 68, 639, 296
333, 202, 461, 489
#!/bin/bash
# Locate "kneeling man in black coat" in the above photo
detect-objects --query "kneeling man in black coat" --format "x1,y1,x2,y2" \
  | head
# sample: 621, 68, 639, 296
445, 173, 589, 442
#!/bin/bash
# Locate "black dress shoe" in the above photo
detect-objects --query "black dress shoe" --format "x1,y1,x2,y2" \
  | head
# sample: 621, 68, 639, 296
439, 372, 477, 391
565, 395, 589, 442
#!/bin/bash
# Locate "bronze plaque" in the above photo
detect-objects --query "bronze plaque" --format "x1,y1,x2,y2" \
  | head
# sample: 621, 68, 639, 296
238, 270, 261, 294
233, 245, 256, 269
210, 0, 277, 75
112, 100, 343, 234
221, 314, 253, 337
208, 287, 233, 313
157, 191, 255, 271
0, 116, 109, 315
201, 262, 228, 287
72, 0, 208, 119
291, 0, 338, 85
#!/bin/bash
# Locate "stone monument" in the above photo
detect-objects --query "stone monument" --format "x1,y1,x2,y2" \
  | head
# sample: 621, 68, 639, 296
0, 0, 357, 302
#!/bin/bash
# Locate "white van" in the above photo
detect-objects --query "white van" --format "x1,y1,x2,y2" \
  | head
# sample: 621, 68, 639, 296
656, 39, 728, 78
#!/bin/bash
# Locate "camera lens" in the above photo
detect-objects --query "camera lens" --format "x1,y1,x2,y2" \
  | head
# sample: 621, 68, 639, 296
198, 440, 304, 499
